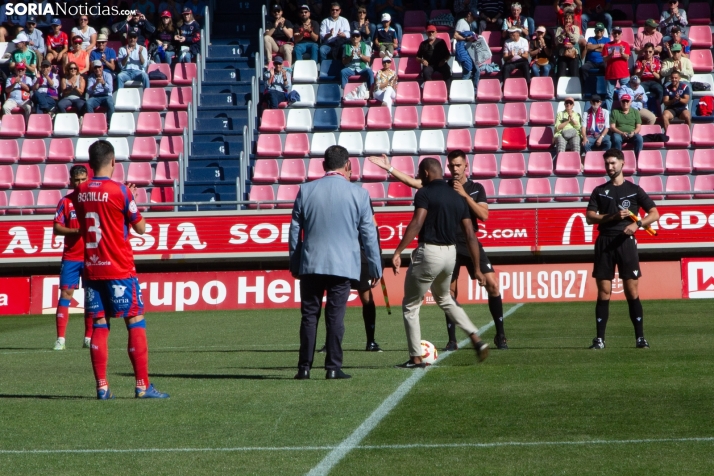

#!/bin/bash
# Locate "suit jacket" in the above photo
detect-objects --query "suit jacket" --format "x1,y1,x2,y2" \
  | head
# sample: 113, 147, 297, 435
288, 174, 382, 281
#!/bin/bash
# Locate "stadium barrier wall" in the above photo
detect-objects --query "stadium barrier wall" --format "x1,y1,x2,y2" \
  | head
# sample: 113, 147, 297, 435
681, 258, 714, 298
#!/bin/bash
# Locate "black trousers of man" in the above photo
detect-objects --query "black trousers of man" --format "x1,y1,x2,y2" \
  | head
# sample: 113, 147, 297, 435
419, 63, 452, 86
502, 58, 531, 82
298, 274, 351, 372
580, 61, 605, 86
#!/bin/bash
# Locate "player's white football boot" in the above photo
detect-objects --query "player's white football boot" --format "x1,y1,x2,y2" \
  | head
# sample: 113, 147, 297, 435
53, 338, 66, 351
83, 337, 92, 348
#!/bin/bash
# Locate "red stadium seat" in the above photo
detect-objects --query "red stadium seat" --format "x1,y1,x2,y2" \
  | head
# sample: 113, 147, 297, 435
261, 110, 287, 133
620, 27, 635, 45
583, 152, 606, 175
248, 185, 276, 209
169, 87, 193, 110
276, 185, 300, 209
473, 128, 499, 152
159, 136, 183, 159
693, 148, 714, 172
14, 164, 41, 188
474, 179, 496, 203
163, 111, 188, 135
691, 49, 714, 72
635, 3, 659, 25
150, 187, 175, 211
153, 161, 179, 185
527, 152, 554, 176
253, 159, 279, 183
480, 30, 502, 53
133, 188, 148, 211
502, 102, 527, 126
554, 177, 581, 202
421, 105, 446, 128
127, 162, 153, 186
136, 112, 163, 135
362, 158, 389, 181
582, 177, 607, 199
342, 83, 368, 107
471, 154, 498, 178
527, 126, 553, 151
142, 88, 168, 111
391, 156, 416, 178
256, 134, 283, 157
498, 178, 524, 203
637, 150, 664, 174
691, 123, 714, 147
387, 182, 413, 205
393, 106, 419, 128
397, 56, 422, 81
0, 114, 25, 137
340, 108, 366, 131
665, 175, 692, 199
688, 2, 712, 25
665, 124, 691, 148
47, 138, 74, 162
131, 137, 159, 160
394, 81, 421, 105
422, 81, 448, 104
366, 107, 392, 130
503, 78, 528, 102
0, 139, 20, 163
403, 11, 427, 33
350, 155, 364, 179
37, 190, 62, 213
19, 139, 47, 163
26, 114, 53, 137
430, 9, 452, 30
475, 103, 500, 126
623, 150, 637, 175
664, 149, 692, 173
526, 178, 552, 202
554, 152, 581, 176
173, 62, 197, 85
283, 133, 310, 156
362, 182, 386, 206
279, 159, 307, 183
501, 128, 527, 151
7, 190, 35, 214
435, 32, 451, 47
476, 79, 502, 102
42, 164, 69, 188
400, 34, 424, 56
499, 153, 526, 177
693, 175, 714, 199
307, 158, 325, 181
529, 77, 555, 100
609, 4, 634, 26
529, 102, 555, 125
81, 113, 108, 136
446, 129, 472, 152
688, 25, 713, 48
533, 5, 557, 27
148, 63, 171, 87
0, 165, 13, 188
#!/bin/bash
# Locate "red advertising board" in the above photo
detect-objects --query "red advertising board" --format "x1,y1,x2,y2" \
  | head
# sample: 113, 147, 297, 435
0, 277, 31, 315
681, 258, 714, 298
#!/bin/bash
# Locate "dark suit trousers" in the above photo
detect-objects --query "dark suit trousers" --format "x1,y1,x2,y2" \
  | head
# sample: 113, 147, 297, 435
298, 274, 352, 371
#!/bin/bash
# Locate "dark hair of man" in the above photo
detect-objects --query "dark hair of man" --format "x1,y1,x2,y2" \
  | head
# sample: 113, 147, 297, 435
331, 2, 341, 8
419, 157, 443, 176
447, 149, 467, 163
323, 145, 349, 171
69, 164, 87, 178
643, 42, 654, 50
603, 148, 624, 161
88, 140, 116, 171
670, 70, 680, 77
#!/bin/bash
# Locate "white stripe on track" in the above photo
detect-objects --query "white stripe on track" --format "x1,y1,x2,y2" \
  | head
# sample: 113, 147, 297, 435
306, 303, 524, 476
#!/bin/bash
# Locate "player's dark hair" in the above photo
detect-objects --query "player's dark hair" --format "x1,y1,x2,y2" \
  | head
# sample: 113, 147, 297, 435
447, 150, 467, 163
88, 140, 115, 171
69, 165, 87, 178
323, 145, 349, 171
419, 157, 442, 176
603, 148, 624, 161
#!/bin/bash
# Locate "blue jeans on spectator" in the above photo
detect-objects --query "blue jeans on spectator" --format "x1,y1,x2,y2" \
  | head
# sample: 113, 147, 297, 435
294, 41, 319, 61
340, 66, 374, 90
152, 50, 176, 64
581, 12, 612, 36
583, 134, 612, 152
531, 62, 551, 77
57, 97, 86, 113
33, 92, 57, 113
118, 68, 150, 89
85, 96, 115, 123
605, 77, 629, 112
611, 132, 643, 158
177, 50, 193, 63
264, 89, 286, 109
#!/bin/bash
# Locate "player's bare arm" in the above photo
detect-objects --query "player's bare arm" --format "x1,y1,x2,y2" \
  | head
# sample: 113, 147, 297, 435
132, 218, 146, 235
586, 209, 629, 225
462, 218, 485, 286
391, 208, 427, 274
630, 206, 660, 236
53, 222, 81, 236
367, 154, 423, 189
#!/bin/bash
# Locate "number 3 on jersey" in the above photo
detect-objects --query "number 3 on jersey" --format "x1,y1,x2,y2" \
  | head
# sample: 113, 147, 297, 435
86, 212, 102, 249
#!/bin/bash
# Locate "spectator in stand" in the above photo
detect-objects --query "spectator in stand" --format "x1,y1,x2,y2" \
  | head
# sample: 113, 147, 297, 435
581, 0, 612, 36
132, 0, 157, 23
3, 62, 34, 123
57, 62, 86, 114
25, 16, 45, 67
477, 0, 504, 34
529, 26, 553, 77
503, 27, 531, 81
184, 0, 206, 25
85, 60, 115, 123
556, 36, 580, 78
158, 0, 183, 20
554, 97, 583, 154
662, 70, 691, 131
294, 5, 319, 62
662, 26, 690, 59
11, 33, 39, 79
502, 2, 533, 39
634, 19, 663, 57
635, 42, 664, 113
72, 15, 97, 53
580, 22, 608, 88
416, 25, 451, 85
90, 35, 118, 73
32, 59, 59, 114
263, 55, 291, 109
619, 75, 656, 124
661, 43, 693, 82
264, 5, 294, 65
602, 25, 631, 111
351, 6, 374, 42
0, 3, 27, 38
373, 55, 397, 111
374, 13, 398, 59
118, 31, 150, 89
555, 12, 586, 57
555, 0, 583, 30
319, 3, 351, 61
581, 95, 612, 152
65, 36, 90, 75
112, 12, 156, 45
175, 8, 201, 62
340, 30, 373, 90
659, 0, 687, 38
453, 0, 473, 18
610, 94, 643, 158
45, 18, 69, 66
454, 10, 482, 84
150, 12, 176, 64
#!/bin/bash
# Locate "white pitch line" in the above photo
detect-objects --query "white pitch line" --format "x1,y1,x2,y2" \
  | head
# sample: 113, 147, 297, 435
2, 437, 713, 455
306, 303, 524, 476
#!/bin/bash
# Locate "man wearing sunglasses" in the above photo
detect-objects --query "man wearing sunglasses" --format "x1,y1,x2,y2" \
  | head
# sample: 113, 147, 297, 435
85, 60, 115, 123
582, 94, 612, 153
609, 94, 643, 158
319, 2, 351, 61
416, 25, 452, 85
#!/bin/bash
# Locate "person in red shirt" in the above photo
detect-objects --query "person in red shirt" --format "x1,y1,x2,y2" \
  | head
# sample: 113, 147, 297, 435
634, 42, 663, 115
555, 0, 583, 29
73, 140, 168, 400
45, 18, 69, 66
52, 165, 91, 351
602, 25, 631, 111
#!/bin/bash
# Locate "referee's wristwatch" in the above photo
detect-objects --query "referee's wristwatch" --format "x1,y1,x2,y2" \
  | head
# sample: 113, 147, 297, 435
636, 220, 642, 228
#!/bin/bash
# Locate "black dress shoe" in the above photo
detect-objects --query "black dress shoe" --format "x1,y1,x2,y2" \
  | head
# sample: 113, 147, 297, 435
325, 369, 351, 379
294, 369, 310, 380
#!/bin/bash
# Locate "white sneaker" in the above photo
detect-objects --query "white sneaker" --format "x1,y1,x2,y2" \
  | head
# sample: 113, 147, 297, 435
53, 338, 66, 351
83, 337, 91, 348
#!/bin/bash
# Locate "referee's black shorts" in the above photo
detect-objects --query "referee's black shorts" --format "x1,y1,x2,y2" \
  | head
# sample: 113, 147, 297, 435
592, 234, 642, 281
452, 242, 494, 281
351, 262, 372, 292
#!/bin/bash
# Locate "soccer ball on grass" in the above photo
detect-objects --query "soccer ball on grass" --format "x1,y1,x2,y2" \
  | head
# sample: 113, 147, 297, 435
420, 340, 438, 365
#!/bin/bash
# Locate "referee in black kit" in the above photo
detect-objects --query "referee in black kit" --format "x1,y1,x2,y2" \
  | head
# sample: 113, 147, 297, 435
585, 149, 659, 350
391, 158, 489, 368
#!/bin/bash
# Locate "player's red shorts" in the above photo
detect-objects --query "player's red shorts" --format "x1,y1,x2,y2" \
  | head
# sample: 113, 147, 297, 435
84, 277, 144, 319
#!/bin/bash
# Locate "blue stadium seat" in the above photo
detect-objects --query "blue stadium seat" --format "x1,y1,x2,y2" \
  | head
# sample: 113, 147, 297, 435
319, 59, 341, 81
312, 108, 339, 132
316, 84, 342, 107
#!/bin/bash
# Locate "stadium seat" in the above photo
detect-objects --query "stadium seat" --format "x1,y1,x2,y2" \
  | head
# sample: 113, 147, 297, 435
81, 113, 108, 136
688, 2, 712, 25
338, 132, 364, 155
362, 158, 389, 181
501, 128, 527, 151
471, 154, 498, 178
111, 163, 125, 182
497, 178, 524, 203
19, 139, 46, 163
362, 182, 386, 206
150, 186, 174, 211
391, 131, 418, 154
173, 62, 197, 85
692, 123, 714, 147
364, 131, 391, 154
348, 157, 360, 181
292, 60, 319, 83
622, 150, 637, 175
283, 133, 311, 156
387, 182, 413, 205
286, 109, 313, 132
0, 165, 12, 188
637, 150, 665, 174
115, 88, 142, 112
635, 3, 659, 25
693, 175, 714, 199
36, 189, 62, 213
253, 159, 279, 183
370, 57, 396, 75
7, 190, 35, 214
159, 136, 183, 159
142, 88, 168, 111
309, 132, 336, 156
53, 113, 80, 136
127, 162, 153, 186
446, 104, 473, 128
665, 124, 691, 148
529, 77, 555, 100
529, 102, 555, 125
366, 107, 392, 130
582, 177, 607, 198
665, 175, 692, 199
526, 177, 552, 202
691, 49, 714, 73
474, 103, 500, 127
473, 128, 499, 152
131, 137, 159, 160
693, 148, 714, 172
499, 153, 526, 177
340, 108, 365, 131
533, 5, 557, 27
163, 111, 188, 134
554, 177, 581, 202
315, 84, 341, 107
481, 30, 503, 53
279, 159, 307, 183
247, 185, 275, 209
400, 33, 423, 56
14, 164, 41, 188
168, 86, 193, 110
449, 80, 476, 103
638, 175, 664, 200
276, 184, 300, 209
665, 149, 692, 173
397, 57, 422, 81
556, 76, 583, 100
133, 188, 148, 210
26, 114, 53, 137
403, 10, 427, 33
106, 137, 130, 161
554, 152, 581, 176
47, 138, 74, 162
256, 134, 282, 157
291, 84, 317, 107
502, 103, 527, 126
313, 108, 339, 131
391, 156, 416, 178
476, 79, 502, 102
527, 152, 554, 176
609, 4, 633, 26
148, 63, 171, 87
393, 106, 419, 128
136, 112, 163, 135
306, 158, 325, 181
419, 130, 445, 154
421, 105, 446, 128
504, 78, 528, 102
42, 164, 69, 188
446, 129, 472, 152
640, 125, 665, 148
318, 59, 339, 81
342, 83, 368, 107
0, 139, 19, 163
153, 161, 179, 186
109, 112, 136, 136
688, 26, 713, 48
395, 81, 421, 105
0, 114, 25, 137
583, 152, 606, 175
423, 81, 448, 104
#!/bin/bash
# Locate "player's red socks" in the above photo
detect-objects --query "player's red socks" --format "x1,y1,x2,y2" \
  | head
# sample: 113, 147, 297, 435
127, 320, 150, 389
84, 317, 93, 339
56, 298, 71, 338
90, 323, 110, 388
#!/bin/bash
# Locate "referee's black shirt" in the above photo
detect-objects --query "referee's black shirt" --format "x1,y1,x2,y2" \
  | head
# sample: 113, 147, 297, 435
448, 180, 487, 255
586, 180, 656, 237
414, 179, 470, 245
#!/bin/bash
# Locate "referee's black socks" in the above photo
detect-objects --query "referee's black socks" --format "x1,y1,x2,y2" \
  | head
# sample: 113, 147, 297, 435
627, 298, 645, 339
488, 294, 505, 337
363, 301, 376, 343
596, 299, 610, 340
445, 315, 457, 343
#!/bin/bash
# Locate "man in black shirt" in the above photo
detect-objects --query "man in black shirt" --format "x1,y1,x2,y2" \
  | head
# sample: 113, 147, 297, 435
391, 158, 489, 368
416, 25, 452, 86
585, 148, 659, 350
264, 4, 294, 64
368, 151, 510, 350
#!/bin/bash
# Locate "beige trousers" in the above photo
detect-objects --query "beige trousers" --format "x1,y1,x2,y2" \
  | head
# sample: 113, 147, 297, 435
638, 108, 656, 125
264, 35, 294, 62
402, 243, 479, 357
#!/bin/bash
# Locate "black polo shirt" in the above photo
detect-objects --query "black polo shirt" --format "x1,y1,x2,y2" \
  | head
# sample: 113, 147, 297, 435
586, 180, 656, 237
448, 179, 487, 255
414, 179, 470, 245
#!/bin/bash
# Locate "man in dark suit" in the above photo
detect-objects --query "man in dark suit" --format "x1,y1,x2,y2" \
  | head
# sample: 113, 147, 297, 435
289, 145, 382, 380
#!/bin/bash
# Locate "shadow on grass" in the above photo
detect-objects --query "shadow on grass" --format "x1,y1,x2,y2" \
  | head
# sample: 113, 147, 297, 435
119, 372, 292, 380
0, 394, 97, 400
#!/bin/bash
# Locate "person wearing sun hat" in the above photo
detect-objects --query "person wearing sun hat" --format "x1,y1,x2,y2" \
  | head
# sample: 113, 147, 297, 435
10, 32, 39, 77
32, 59, 60, 114
602, 25, 631, 111
660, 42, 693, 82
554, 97, 583, 154
25, 16, 46, 65
581, 94, 612, 153
294, 5, 320, 62
340, 29, 373, 90
634, 19, 663, 56
65, 34, 90, 75
150, 11, 177, 64
618, 75, 656, 125
90, 34, 118, 72
372, 55, 397, 111
416, 24, 452, 85
610, 93, 644, 158
529, 25, 553, 78
580, 22, 608, 89
503, 26, 531, 81
3, 62, 34, 123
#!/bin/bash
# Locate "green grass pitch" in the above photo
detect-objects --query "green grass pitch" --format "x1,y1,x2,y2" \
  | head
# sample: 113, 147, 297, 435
1, 300, 713, 475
